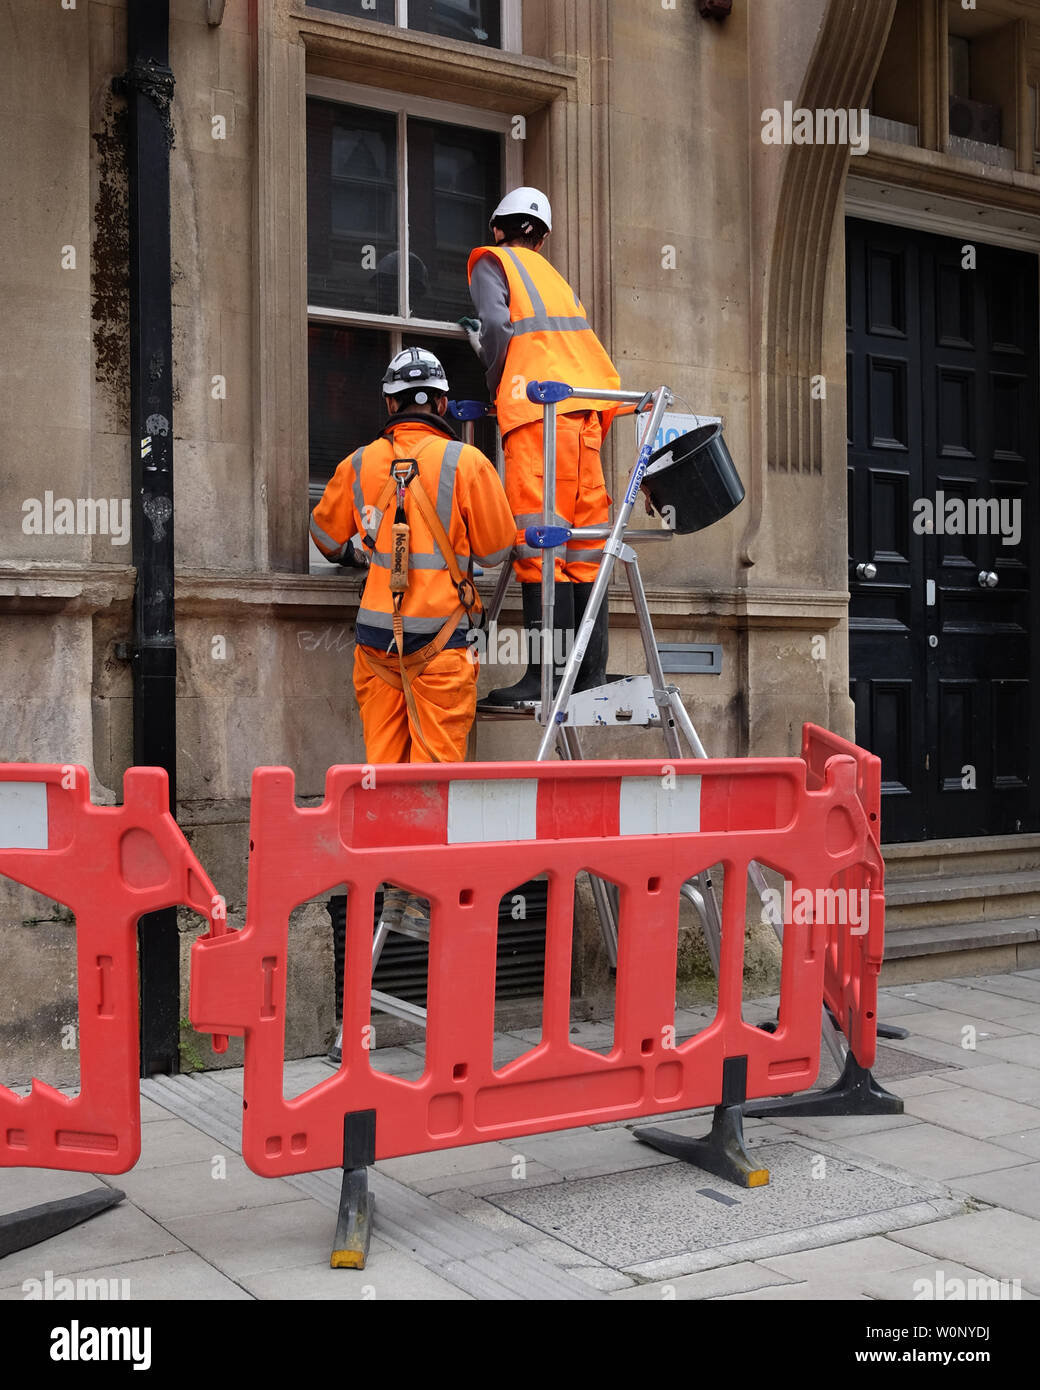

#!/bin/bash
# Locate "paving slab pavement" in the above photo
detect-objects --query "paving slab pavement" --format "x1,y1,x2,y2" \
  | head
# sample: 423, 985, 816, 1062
900, 1086, 1040, 1139
948, 1161, 1040, 1221
885, 1207, 1040, 1292
2, 972, 1040, 1300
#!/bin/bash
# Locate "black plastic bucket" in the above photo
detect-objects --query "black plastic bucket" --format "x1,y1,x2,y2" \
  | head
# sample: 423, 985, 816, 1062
641, 423, 745, 534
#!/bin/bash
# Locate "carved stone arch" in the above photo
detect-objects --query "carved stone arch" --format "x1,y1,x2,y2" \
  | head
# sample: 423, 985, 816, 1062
766, 0, 897, 475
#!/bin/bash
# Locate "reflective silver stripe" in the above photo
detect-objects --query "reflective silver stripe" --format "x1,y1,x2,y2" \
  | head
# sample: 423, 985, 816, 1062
309, 514, 347, 559
501, 248, 590, 336
436, 441, 463, 534
562, 548, 604, 564
349, 450, 373, 541
515, 543, 550, 560
515, 510, 569, 529
511, 316, 591, 335
471, 544, 513, 566
358, 607, 469, 635
368, 551, 471, 571
503, 247, 548, 320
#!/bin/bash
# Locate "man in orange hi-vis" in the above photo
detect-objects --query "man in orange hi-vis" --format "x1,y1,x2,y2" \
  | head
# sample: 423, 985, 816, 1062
311, 348, 514, 950
466, 186, 621, 707
311, 346, 515, 767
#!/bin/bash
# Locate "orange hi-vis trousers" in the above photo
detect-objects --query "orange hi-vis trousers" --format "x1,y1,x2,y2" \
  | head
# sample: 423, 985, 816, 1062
504, 411, 609, 583
353, 645, 477, 764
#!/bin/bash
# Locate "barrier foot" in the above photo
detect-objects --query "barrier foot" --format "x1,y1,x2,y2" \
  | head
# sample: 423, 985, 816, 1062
634, 1056, 769, 1190
743, 1053, 904, 1119
634, 1105, 769, 1189
0, 1187, 125, 1259
331, 1167, 372, 1269
877, 1021, 910, 1041
330, 1109, 376, 1270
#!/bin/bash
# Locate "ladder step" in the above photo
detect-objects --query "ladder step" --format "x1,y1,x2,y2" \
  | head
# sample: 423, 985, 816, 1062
477, 675, 663, 727
370, 989, 428, 1026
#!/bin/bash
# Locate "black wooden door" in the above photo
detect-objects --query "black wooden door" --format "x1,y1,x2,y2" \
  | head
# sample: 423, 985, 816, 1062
846, 218, 1038, 842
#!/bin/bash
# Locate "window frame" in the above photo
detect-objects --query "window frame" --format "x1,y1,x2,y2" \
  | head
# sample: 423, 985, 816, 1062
306, 75, 523, 338
305, 75, 518, 522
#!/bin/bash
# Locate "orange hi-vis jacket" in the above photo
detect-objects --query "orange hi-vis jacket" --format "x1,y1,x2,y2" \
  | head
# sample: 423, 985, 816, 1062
466, 245, 620, 435
310, 416, 515, 652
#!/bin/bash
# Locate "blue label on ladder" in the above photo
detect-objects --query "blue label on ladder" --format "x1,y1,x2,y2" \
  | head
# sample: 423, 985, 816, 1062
526, 380, 573, 404
524, 525, 571, 549
448, 399, 489, 421
623, 445, 653, 506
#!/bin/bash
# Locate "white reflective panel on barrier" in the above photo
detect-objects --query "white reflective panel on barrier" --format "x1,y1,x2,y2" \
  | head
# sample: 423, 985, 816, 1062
0, 781, 48, 849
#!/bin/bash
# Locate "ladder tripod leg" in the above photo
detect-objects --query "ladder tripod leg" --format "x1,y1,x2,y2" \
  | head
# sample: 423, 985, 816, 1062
621, 555, 727, 974
558, 723, 619, 967
679, 880, 721, 978
484, 549, 515, 627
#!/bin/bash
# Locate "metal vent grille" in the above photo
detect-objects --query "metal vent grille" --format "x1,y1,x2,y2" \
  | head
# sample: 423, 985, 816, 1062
329, 880, 549, 1010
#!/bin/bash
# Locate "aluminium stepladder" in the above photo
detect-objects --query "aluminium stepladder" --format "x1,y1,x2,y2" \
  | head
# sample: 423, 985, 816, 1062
336, 379, 898, 1142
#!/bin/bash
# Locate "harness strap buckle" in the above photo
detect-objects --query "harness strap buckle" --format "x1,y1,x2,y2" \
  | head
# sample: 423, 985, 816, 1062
391, 459, 419, 485
456, 577, 478, 609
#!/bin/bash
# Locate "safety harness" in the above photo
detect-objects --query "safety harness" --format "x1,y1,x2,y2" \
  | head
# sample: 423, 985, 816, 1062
362, 435, 482, 762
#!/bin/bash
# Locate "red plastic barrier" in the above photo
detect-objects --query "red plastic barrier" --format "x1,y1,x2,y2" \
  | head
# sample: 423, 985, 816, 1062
801, 724, 884, 1068
0, 765, 223, 1173
192, 744, 880, 1176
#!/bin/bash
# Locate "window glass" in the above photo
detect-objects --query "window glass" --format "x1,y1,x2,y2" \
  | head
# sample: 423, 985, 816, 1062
309, 326, 500, 496
309, 324, 391, 491
948, 35, 971, 100
307, 100, 398, 313
306, 0, 502, 47
306, 0, 396, 21
408, 333, 498, 459
407, 119, 501, 321
408, 0, 501, 47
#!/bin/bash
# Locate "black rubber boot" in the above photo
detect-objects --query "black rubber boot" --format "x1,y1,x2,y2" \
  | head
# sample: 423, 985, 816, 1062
573, 581, 608, 692
482, 581, 574, 707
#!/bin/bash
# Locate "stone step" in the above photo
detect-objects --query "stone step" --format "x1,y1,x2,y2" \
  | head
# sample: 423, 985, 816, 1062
882, 913, 1040, 960
884, 869, 1040, 931
879, 912, 1040, 985
882, 832, 1040, 882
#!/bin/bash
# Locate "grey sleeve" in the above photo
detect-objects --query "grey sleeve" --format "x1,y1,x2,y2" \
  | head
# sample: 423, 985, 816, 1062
469, 255, 513, 398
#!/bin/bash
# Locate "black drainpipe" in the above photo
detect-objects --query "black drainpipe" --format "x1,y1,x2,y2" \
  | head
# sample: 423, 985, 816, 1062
116, 0, 179, 1076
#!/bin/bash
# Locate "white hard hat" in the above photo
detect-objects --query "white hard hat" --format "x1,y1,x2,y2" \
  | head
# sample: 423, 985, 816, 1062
382, 346, 449, 397
489, 186, 552, 234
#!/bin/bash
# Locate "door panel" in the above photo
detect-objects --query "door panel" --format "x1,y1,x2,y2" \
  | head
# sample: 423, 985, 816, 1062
847, 221, 926, 841
847, 218, 1039, 841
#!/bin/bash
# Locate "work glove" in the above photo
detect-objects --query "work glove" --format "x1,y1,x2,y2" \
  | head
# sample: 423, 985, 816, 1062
457, 316, 482, 356
337, 537, 369, 571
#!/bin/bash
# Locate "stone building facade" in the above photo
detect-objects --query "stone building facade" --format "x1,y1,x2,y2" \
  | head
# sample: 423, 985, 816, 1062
3, 0, 1039, 1081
